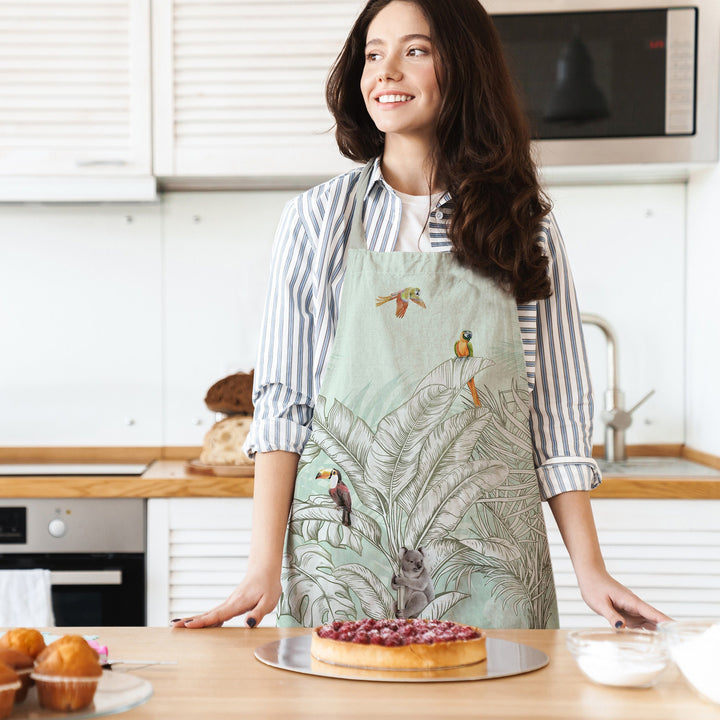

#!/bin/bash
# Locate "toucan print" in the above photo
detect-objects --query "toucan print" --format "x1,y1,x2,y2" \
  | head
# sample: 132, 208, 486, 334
454, 330, 482, 407
376, 287, 427, 319
318, 468, 352, 527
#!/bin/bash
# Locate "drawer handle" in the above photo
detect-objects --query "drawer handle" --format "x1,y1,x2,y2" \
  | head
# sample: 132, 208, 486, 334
50, 570, 122, 586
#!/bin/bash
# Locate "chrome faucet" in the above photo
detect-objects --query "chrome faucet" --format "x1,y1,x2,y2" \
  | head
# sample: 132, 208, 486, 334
580, 313, 655, 462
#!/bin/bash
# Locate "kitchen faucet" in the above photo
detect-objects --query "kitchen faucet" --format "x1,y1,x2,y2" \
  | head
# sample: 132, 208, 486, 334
580, 313, 655, 462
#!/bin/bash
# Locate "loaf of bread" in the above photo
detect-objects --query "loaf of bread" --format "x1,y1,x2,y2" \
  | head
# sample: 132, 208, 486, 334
204, 370, 254, 415
199, 416, 254, 466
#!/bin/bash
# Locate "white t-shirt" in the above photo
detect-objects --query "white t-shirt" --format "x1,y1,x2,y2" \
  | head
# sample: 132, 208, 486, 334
394, 189, 445, 252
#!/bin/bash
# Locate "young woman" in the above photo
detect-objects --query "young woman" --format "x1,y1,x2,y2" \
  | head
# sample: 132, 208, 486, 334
175, 0, 669, 630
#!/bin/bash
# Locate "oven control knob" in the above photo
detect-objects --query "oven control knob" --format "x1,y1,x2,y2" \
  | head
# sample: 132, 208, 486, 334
48, 518, 67, 538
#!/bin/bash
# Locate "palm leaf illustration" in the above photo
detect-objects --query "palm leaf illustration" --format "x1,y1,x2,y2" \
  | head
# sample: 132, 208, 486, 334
364, 384, 456, 504
403, 460, 508, 549
334, 564, 396, 618
398, 407, 492, 514
418, 591, 470, 620
289, 496, 384, 556
280, 544, 357, 625
417, 356, 494, 394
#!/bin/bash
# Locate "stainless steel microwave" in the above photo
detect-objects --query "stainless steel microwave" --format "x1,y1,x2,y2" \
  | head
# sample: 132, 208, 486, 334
483, 0, 719, 170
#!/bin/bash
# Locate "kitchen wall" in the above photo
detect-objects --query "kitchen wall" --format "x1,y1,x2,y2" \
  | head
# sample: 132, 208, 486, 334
0, 180, 692, 450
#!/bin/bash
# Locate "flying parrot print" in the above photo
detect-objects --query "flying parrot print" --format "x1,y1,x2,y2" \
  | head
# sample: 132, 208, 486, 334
454, 330, 482, 407
376, 287, 426, 319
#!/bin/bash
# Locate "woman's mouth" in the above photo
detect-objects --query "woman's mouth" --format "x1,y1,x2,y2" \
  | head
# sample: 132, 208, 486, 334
376, 94, 414, 104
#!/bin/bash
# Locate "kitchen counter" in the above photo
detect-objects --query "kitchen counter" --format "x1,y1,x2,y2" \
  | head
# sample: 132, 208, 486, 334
1, 459, 719, 499
24, 627, 717, 720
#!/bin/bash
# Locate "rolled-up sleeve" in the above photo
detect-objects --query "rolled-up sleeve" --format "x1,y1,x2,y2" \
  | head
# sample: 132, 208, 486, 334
530, 215, 602, 500
243, 198, 316, 458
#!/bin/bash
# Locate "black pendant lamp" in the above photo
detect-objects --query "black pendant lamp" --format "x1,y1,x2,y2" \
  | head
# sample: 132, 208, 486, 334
543, 34, 610, 124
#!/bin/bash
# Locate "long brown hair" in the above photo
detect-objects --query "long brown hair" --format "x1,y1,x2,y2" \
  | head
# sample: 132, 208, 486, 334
326, 0, 552, 303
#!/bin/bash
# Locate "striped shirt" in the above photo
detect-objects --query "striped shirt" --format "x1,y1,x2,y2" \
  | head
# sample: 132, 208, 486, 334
244, 158, 601, 500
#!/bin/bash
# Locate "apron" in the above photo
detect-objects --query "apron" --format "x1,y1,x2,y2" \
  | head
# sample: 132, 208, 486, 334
277, 163, 558, 629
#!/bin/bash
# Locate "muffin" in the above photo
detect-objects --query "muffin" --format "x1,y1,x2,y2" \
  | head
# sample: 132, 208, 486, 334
0, 662, 20, 720
31, 635, 102, 712
0, 648, 33, 702
0, 627, 46, 659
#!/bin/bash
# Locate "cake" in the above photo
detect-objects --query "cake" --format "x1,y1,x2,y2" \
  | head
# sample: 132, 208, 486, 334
311, 619, 487, 670
204, 370, 254, 414
0, 662, 20, 720
0, 648, 32, 703
0, 627, 46, 659
31, 635, 103, 712
199, 415, 254, 466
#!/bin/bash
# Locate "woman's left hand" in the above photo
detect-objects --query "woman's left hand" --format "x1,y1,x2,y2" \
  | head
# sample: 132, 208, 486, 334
577, 569, 672, 630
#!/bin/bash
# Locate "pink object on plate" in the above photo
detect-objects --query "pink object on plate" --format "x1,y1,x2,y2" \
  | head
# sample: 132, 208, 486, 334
86, 639, 108, 663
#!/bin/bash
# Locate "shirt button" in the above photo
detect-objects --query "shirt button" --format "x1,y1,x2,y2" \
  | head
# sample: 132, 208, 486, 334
436, 210, 444, 220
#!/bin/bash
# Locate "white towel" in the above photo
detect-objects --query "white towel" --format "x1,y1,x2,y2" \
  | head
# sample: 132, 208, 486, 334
0, 569, 55, 626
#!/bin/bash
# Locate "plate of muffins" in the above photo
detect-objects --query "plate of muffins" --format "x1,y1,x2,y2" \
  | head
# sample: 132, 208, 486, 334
0, 628, 152, 719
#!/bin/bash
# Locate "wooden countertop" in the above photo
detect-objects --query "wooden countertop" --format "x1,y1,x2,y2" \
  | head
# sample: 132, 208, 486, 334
0, 447, 719, 499
22, 627, 717, 720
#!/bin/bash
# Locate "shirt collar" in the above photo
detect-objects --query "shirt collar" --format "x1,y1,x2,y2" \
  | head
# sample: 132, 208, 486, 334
364, 157, 453, 209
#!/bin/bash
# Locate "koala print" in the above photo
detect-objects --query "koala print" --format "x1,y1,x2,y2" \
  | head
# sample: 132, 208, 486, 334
391, 547, 435, 619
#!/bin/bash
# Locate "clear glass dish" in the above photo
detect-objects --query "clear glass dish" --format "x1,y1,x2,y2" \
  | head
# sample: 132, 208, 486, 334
566, 629, 669, 688
659, 619, 720, 704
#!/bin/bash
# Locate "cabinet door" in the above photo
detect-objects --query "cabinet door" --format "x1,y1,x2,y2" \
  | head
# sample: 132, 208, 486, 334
544, 499, 720, 627
0, 0, 153, 200
152, 0, 363, 182
147, 498, 276, 627
0, 204, 163, 445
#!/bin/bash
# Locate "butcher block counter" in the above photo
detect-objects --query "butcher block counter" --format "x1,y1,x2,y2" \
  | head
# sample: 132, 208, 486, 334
0, 446, 719, 498
22, 627, 718, 720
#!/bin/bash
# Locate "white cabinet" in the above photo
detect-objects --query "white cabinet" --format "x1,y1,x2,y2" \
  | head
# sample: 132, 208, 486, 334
0, 203, 163, 444
148, 498, 719, 628
544, 499, 720, 628
151, 0, 362, 182
146, 498, 276, 627
0, 0, 154, 201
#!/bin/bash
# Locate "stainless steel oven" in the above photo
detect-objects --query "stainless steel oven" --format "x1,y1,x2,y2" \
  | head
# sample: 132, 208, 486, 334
0, 498, 145, 626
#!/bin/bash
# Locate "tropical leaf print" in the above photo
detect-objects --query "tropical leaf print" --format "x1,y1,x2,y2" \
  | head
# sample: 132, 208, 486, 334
417, 356, 494, 395
280, 544, 356, 625
334, 564, 396, 618
364, 384, 456, 503
418, 592, 470, 620
403, 460, 508, 549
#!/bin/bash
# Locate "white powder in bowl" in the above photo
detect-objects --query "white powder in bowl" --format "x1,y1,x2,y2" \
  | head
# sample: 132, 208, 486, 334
575, 642, 667, 687
670, 622, 720, 704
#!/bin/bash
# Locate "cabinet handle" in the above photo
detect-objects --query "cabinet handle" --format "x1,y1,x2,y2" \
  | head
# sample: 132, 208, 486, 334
50, 570, 122, 586
75, 160, 128, 167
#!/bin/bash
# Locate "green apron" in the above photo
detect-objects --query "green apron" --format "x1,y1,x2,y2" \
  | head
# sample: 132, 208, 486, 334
277, 162, 558, 629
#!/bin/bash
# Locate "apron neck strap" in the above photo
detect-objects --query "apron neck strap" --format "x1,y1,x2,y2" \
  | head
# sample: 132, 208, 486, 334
347, 160, 375, 251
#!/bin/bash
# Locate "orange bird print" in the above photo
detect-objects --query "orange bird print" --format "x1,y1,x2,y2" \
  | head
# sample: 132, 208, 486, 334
454, 330, 481, 407
376, 287, 426, 318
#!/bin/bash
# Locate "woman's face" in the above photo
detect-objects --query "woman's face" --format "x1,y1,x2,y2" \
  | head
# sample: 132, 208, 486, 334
360, 1, 442, 147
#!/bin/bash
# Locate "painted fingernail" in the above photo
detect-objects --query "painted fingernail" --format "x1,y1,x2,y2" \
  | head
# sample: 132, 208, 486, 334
171, 619, 181, 623
615, 620, 624, 629
247, 617, 257, 628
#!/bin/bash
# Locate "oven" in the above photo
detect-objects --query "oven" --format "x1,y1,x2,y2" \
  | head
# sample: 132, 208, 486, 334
0, 498, 145, 626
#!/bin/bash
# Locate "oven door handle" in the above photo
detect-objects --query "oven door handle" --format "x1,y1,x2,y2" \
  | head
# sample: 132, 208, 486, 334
50, 570, 122, 586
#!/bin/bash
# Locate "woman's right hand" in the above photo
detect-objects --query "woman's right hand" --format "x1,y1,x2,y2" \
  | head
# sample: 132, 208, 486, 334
171, 570, 282, 629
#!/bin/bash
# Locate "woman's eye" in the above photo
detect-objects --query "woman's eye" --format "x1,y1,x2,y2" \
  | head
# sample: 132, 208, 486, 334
408, 47, 429, 57
365, 52, 380, 62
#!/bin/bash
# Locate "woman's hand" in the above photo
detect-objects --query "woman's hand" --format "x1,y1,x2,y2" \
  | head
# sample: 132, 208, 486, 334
577, 568, 672, 630
171, 570, 282, 629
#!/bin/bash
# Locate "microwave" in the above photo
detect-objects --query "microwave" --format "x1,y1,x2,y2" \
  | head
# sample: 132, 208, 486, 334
484, 1, 718, 170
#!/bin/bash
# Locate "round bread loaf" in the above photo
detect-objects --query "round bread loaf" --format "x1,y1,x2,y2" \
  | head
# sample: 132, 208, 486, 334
0, 648, 32, 702
204, 370, 254, 414
199, 416, 254, 466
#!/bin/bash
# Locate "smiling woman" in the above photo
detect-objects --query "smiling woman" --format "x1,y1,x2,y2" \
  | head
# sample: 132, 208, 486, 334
175, 0, 670, 634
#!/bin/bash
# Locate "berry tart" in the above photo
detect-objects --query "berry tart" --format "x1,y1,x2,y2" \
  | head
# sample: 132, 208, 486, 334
311, 619, 487, 670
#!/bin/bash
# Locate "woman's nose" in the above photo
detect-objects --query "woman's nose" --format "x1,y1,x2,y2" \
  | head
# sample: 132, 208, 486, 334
377, 58, 401, 82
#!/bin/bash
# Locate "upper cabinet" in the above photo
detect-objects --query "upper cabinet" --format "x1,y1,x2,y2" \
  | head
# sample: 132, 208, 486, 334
151, 0, 362, 185
0, 0, 155, 200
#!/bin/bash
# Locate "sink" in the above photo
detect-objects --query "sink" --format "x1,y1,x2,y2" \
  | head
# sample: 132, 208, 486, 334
597, 457, 720, 478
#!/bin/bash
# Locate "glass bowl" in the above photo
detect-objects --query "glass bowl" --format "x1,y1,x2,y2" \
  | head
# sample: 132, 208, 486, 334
659, 619, 720, 704
566, 629, 670, 688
